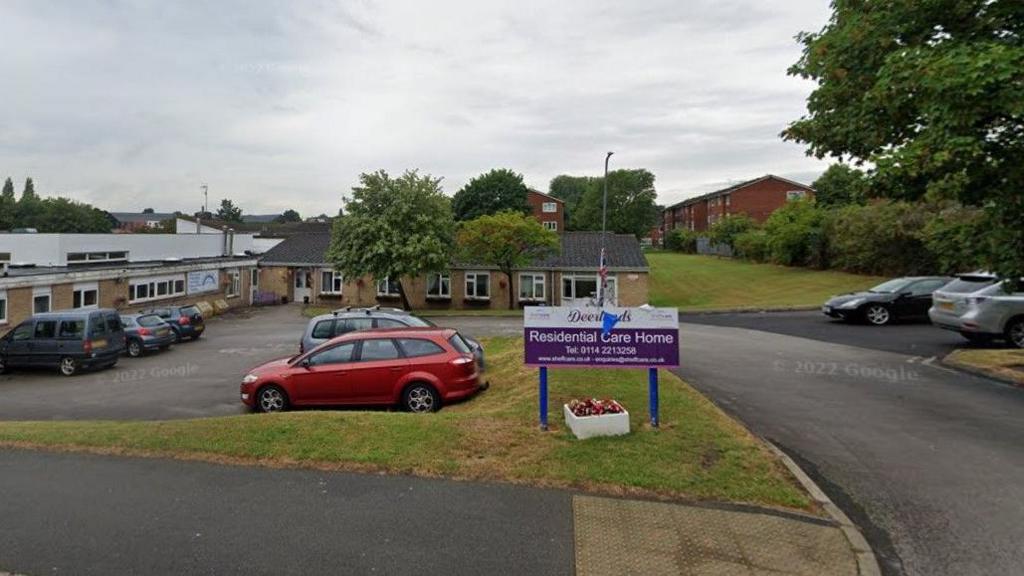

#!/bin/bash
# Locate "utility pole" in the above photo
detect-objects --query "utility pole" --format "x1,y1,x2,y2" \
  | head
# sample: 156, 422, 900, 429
598, 151, 613, 307
200, 184, 209, 214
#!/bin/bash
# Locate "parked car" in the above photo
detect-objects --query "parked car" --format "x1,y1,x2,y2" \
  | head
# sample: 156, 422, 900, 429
822, 276, 953, 325
120, 313, 176, 357
301, 307, 485, 369
139, 305, 205, 342
242, 327, 482, 413
930, 274, 1024, 347
0, 308, 126, 376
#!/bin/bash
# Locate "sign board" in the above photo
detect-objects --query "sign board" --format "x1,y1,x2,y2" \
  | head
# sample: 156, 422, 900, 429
187, 270, 220, 295
524, 306, 679, 368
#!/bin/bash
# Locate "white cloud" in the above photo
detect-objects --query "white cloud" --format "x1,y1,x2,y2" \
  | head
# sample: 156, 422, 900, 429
0, 0, 833, 215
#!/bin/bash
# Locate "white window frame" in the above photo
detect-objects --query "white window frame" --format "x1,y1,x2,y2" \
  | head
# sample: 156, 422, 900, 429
72, 282, 99, 310
543, 221, 558, 231
518, 272, 545, 302
561, 274, 617, 304
376, 276, 401, 297
426, 273, 451, 299
465, 271, 490, 300
0, 289, 7, 325
787, 190, 807, 201
226, 268, 241, 298
542, 202, 557, 213
320, 269, 344, 295
129, 274, 186, 304
66, 251, 129, 265
32, 286, 51, 314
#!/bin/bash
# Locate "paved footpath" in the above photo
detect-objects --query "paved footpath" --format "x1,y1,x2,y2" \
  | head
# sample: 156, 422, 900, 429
0, 449, 858, 575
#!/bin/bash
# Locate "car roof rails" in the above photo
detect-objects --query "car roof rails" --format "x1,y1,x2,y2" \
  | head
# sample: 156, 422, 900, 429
331, 306, 352, 316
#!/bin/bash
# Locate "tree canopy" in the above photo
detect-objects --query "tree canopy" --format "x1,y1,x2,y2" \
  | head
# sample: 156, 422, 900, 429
327, 170, 454, 310
216, 198, 243, 223
0, 176, 111, 232
455, 211, 560, 310
571, 168, 660, 237
784, 0, 1024, 277
276, 209, 302, 223
451, 168, 530, 221
0, 178, 14, 230
548, 175, 593, 227
811, 164, 869, 207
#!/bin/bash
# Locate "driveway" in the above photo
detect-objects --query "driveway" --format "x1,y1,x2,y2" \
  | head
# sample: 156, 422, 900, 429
0, 304, 308, 420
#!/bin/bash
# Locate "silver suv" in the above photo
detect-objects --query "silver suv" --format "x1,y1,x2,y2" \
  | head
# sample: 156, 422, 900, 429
930, 274, 1024, 347
300, 306, 485, 367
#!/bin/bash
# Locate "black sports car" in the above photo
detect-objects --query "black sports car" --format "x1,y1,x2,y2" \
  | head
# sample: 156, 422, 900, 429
822, 276, 953, 325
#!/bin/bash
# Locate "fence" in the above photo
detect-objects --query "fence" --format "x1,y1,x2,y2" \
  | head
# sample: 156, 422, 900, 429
696, 236, 733, 257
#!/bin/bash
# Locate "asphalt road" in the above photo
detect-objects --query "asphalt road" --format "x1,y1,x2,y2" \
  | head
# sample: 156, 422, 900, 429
0, 449, 574, 576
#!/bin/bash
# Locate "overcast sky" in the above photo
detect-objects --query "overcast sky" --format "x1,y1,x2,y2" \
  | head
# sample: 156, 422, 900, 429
0, 0, 833, 216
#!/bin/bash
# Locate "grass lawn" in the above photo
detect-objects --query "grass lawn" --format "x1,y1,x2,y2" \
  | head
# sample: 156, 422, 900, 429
0, 337, 809, 510
648, 252, 886, 311
944, 348, 1024, 386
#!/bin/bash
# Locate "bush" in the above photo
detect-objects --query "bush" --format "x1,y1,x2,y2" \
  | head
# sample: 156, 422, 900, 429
708, 214, 758, 248
733, 230, 769, 262
920, 205, 986, 274
828, 200, 936, 275
762, 199, 828, 267
664, 228, 698, 253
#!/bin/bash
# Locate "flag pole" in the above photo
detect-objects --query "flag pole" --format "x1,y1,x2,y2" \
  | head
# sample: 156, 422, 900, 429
598, 151, 613, 307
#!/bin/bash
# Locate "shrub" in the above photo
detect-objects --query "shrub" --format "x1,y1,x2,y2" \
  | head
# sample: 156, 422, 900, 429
762, 199, 828, 267
708, 214, 758, 248
664, 228, 698, 253
920, 205, 986, 274
733, 230, 769, 262
828, 200, 935, 275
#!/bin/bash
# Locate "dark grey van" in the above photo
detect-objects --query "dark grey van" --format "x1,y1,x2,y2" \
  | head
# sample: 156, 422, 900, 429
0, 308, 126, 376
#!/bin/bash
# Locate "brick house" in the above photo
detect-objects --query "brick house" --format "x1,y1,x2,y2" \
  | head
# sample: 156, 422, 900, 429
661, 175, 815, 237
258, 231, 649, 310
527, 189, 564, 233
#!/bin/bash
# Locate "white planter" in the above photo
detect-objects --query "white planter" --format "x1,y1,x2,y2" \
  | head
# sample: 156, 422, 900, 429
563, 404, 630, 440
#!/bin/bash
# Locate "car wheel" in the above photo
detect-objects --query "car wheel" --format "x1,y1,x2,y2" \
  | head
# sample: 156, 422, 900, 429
257, 385, 289, 413
127, 339, 143, 358
863, 304, 892, 326
59, 357, 78, 377
402, 383, 440, 413
172, 329, 182, 343
1007, 318, 1024, 349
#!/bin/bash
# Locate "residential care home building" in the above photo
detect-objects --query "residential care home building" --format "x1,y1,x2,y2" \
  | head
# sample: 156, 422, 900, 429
257, 231, 650, 309
0, 231, 259, 329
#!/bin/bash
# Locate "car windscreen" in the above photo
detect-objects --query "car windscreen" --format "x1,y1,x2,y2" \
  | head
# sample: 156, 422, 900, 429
869, 278, 912, 293
120, 316, 136, 327
181, 306, 200, 317
941, 276, 997, 294
138, 315, 165, 327
448, 333, 472, 354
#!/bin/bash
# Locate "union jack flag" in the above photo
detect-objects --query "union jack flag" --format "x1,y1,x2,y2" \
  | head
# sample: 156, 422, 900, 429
598, 247, 608, 304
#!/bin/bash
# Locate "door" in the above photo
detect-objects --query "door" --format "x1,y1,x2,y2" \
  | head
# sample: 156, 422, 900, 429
899, 280, 947, 319
290, 342, 359, 404
3, 322, 36, 367
56, 319, 87, 362
250, 269, 260, 304
28, 320, 60, 366
293, 269, 313, 303
348, 338, 408, 403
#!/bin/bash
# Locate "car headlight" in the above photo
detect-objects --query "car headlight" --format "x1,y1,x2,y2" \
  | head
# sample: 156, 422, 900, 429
242, 374, 258, 384
840, 298, 864, 308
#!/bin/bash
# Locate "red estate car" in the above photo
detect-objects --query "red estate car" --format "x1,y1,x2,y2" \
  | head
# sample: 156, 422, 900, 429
240, 327, 481, 413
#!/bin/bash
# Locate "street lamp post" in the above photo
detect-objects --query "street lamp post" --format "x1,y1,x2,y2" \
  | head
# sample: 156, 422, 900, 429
598, 151, 613, 307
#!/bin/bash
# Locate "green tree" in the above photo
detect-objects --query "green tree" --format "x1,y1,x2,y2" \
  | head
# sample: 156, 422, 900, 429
572, 169, 659, 237
0, 177, 15, 230
327, 170, 454, 310
142, 207, 155, 214
451, 168, 530, 221
828, 200, 936, 275
276, 209, 302, 223
708, 214, 758, 248
548, 175, 594, 228
762, 199, 828, 267
35, 198, 113, 233
784, 1, 1024, 278
812, 164, 869, 207
216, 198, 243, 223
455, 211, 560, 310
15, 177, 43, 227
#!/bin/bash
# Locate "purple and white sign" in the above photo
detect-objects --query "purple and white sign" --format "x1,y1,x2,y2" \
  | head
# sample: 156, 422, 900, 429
524, 306, 679, 368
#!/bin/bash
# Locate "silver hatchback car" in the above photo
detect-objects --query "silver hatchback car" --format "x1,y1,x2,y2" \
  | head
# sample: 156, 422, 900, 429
930, 274, 1024, 347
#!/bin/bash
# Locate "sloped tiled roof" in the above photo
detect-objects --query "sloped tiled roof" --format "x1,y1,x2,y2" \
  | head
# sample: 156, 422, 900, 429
258, 232, 332, 265
110, 212, 177, 223
665, 174, 814, 210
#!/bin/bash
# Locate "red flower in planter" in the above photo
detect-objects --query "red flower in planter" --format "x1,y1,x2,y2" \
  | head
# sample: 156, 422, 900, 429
568, 398, 625, 417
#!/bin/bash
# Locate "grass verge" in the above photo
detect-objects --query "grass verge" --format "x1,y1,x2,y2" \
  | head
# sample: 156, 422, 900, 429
0, 337, 810, 510
944, 348, 1024, 386
648, 252, 886, 311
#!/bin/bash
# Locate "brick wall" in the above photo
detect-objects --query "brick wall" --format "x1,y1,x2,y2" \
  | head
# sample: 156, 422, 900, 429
527, 191, 564, 233
729, 178, 814, 223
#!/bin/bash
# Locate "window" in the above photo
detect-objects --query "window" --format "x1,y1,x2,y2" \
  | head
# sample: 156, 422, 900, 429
129, 275, 186, 303
448, 333, 472, 354
543, 221, 558, 231
0, 290, 6, 324
320, 270, 343, 294
376, 318, 407, 329
89, 314, 109, 337
12, 323, 33, 341
308, 342, 356, 366
358, 339, 400, 361
226, 269, 241, 298
519, 273, 545, 301
561, 275, 617, 304
33, 288, 51, 314
336, 317, 374, 335
909, 279, 948, 296
426, 273, 451, 298
66, 251, 128, 265
58, 320, 84, 339
311, 320, 335, 339
465, 272, 490, 299
376, 276, 401, 297
34, 320, 57, 339
73, 283, 99, 310
397, 338, 444, 358
786, 190, 807, 201
542, 202, 557, 213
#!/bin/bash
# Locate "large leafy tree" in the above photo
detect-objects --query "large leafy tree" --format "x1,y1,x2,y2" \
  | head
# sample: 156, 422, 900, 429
0, 177, 15, 230
276, 209, 302, 223
15, 177, 43, 227
784, 1, 1024, 278
327, 170, 454, 310
451, 168, 530, 221
456, 211, 560, 310
548, 175, 594, 228
216, 198, 243, 223
571, 168, 659, 237
812, 164, 869, 207
35, 198, 112, 233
